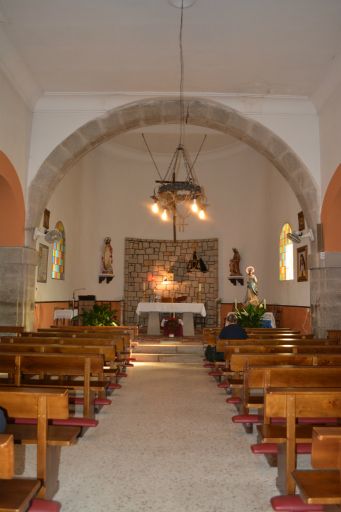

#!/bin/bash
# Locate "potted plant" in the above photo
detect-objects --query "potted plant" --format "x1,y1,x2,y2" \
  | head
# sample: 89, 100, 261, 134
234, 303, 266, 328
78, 303, 119, 326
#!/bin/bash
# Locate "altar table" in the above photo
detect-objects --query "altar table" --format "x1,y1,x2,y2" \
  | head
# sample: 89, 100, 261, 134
136, 302, 206, 336
53, 309, 78, 325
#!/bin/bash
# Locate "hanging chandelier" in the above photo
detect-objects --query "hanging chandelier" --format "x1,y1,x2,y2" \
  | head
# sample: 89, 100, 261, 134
143, 0, 208, 241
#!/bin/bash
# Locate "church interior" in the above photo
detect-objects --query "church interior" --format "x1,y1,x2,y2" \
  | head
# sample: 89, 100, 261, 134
1, 0, 341, 511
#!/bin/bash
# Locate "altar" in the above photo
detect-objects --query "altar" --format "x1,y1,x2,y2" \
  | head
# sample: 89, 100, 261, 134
136, 302, 206, 336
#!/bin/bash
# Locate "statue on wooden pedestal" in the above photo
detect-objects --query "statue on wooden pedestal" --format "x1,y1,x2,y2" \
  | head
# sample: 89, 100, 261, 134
245, 265, 260, 306
101, 237, 113, 275
229, 248, 241, 276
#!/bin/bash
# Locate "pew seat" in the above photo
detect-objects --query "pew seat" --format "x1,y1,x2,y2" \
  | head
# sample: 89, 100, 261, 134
292, 470, 341, 505
0, 434, 61, 512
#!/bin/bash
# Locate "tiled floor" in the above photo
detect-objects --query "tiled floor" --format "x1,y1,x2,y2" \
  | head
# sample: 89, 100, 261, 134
23, 361, 287, 511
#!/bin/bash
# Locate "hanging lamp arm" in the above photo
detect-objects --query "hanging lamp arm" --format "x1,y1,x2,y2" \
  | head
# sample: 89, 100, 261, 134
141, 133, 163, 181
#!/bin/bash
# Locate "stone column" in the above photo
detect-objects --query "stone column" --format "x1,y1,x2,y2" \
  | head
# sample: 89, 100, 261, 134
0, 247, 37, 329
310, 252, 341, 337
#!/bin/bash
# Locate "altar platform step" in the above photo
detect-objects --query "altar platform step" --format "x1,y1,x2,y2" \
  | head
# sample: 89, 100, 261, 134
132, 341, 204, 363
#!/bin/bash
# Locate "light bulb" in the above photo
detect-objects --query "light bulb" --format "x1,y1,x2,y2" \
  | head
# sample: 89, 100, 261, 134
151, 201, 159, 214
161, 209, 168, 221
191, 199, 199, 213
198, 208, 206, 220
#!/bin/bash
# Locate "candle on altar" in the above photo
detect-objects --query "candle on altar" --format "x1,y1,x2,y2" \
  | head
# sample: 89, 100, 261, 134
198, 283, 202, 292
263, 298, 266, 308
143, 282, 146, 291
234, 299, 238, 310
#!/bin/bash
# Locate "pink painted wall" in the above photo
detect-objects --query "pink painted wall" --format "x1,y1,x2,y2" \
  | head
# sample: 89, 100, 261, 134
321, 164, 341, 252
0, 151, 25, 246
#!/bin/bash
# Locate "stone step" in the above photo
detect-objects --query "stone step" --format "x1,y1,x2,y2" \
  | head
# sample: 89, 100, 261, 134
133, 343, 204, 355
134, 352, 202, 363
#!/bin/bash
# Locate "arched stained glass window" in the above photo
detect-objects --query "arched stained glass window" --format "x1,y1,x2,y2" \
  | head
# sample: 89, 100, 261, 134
279, 223, 294, 281
52, 221, 65, 280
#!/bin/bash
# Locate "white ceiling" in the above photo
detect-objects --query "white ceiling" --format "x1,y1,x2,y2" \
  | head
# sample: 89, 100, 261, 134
0, 0, 341, 98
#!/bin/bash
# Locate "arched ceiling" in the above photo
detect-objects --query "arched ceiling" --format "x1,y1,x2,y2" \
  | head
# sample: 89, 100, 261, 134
0, 0, 341, 98
111, 126, 240, 156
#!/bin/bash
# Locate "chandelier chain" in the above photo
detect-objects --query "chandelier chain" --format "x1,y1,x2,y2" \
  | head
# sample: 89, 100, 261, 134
179, 0, 185, 145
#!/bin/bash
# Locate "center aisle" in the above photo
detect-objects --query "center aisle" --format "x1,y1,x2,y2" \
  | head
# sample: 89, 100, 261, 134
56, 362, 276, 512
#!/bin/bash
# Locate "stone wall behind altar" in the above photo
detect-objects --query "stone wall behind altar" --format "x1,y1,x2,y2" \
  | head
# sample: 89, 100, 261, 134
124, 238, 218, 327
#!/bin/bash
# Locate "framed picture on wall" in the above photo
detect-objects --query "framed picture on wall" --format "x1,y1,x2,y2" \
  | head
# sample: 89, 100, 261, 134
37, 243, 49, 283
297, 245, 308, 282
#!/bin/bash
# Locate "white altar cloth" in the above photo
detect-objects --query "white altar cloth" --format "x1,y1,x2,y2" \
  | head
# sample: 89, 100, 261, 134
136, 302, 206, 336
53, 309, 78, 323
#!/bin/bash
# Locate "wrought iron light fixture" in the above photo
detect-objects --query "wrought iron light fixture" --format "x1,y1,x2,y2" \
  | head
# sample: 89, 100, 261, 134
143, 0, 208, 241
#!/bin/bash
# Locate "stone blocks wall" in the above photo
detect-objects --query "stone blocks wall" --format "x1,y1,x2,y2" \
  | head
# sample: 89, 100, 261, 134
0, 247, 37, 328
124, 238, 218, 327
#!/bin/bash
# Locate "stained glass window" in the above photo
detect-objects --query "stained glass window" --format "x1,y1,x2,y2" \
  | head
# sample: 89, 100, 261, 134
52, 221, 65, 280
279, 223, 294, 281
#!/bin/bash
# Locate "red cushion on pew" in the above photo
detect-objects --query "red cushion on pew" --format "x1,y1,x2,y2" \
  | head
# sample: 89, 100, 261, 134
13, 417, 98, 428
28, 499, 61, 512
203, 363, 215, 368
270, 495, 324, 511
251, 443, 311, 455
217, 381, 230, 388
129, 357, 136, 361
108, 383, 122, 389
52, 418, 98, 428
69, 397, 112, 406
117, 372, 128, 378
297, 417, 338, 425
296, 443, 311, 454
94, 398, 112, 405
208, 370, 223, 376
232, 414, 262, 424
251, 443, 278, 454
226, 396, 241, 404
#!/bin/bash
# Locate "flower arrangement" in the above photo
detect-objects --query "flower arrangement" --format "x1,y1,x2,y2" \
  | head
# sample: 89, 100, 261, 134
234, 303, 266, 328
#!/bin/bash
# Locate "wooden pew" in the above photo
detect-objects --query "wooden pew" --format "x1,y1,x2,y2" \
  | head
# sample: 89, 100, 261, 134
0, 326, 24, 335
220, 343, 341, 370
215, 338, 337, 354
18, 333, 130, 357
0, 352, 108, 419
292, 426, 341, 505
203, 327, 299, 345
1, 335, 130, 374
241, 365, 341, 417
261, 388, 341, 495
230, 352, 341, 374
0, 387, 79, 498
0, 434, 61, 512
0, 341, 116, 365
37, 324, 138, 339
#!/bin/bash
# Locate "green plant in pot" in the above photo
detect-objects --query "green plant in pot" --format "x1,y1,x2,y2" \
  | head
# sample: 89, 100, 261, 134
80, 304, 119, 326
235, 303, 266, 328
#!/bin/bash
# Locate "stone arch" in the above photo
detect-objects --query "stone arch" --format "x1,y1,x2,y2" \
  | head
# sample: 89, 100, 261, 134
0, 151, 25, 246
27, 97, 319, 246
321, 164, 341, 252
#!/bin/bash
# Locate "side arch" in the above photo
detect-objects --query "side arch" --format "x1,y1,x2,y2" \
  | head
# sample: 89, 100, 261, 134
321, 164, 341, 252
0, 151, 25, 246
27, 97, 319, 246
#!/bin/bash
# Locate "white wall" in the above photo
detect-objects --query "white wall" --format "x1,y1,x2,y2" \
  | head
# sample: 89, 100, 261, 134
0, 67, 32, 194
36, 135, 309, 306
28, 94, 321, 194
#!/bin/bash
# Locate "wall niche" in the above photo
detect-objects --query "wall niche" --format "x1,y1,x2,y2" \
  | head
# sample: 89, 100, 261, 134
124, 238, 218, 327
